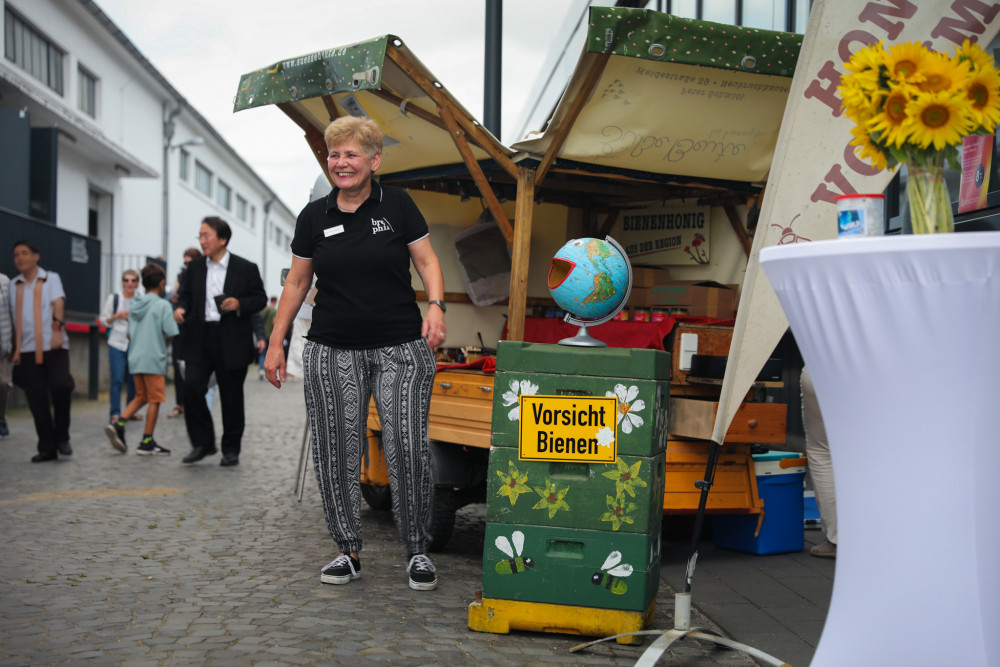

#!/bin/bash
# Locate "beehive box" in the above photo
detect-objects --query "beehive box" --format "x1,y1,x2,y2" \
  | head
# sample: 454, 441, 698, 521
481, 522, 661, 612
486, 448, 667, 534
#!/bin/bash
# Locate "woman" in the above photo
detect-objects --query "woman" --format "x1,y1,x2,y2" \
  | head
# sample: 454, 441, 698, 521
265, 116, 446, 591
101, 269, 139, 423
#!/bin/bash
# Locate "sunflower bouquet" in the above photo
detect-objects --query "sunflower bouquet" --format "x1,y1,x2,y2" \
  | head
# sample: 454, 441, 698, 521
839, 40, 1000, 232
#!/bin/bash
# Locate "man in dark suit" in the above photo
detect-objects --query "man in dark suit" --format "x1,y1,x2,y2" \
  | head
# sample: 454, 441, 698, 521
174, 217, 266, 466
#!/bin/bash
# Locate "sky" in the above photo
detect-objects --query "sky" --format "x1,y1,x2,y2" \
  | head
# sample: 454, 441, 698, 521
93, 0, 591, 214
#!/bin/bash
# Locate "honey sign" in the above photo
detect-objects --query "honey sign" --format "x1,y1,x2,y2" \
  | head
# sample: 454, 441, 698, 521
518, 395, 618, 463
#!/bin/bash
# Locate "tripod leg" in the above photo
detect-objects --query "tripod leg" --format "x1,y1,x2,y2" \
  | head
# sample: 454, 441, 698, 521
684, 438, 722, 593
295, 421, 311, 502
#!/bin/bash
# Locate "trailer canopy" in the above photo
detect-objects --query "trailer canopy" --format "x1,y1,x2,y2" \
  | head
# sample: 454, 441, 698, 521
513, 8, 803, 191
234, 35, 519, 242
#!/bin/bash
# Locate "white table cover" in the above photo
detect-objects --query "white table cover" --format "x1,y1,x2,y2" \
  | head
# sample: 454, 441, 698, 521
760, 232, 1000, 667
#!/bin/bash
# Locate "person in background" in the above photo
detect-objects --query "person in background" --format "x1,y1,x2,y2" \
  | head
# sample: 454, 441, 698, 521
258, 296, 277, 379
104, 263, 178, 455
167, 247, 201, 419
9, 240, 75, 462
174, 217, 266, 467
0, 272, 12, 438
264, 116, 446, 591
102, 269, 140, 424
251, 311, 266, 378
801, 366, 836, 558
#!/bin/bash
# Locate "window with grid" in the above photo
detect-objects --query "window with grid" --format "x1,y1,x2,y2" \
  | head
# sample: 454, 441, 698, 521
217, 180, 232, 210
78, 66, 97, 118
4, 7, 65, 94
179, 148, 190, 181
236, 195, 248, 221
194, 161, 212, 197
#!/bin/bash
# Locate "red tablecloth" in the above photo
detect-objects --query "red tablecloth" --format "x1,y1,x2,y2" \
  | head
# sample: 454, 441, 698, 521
502, 315, 734, 351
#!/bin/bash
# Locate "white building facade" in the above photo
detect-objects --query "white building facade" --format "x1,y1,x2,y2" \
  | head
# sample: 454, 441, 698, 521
0, 0, 296, 394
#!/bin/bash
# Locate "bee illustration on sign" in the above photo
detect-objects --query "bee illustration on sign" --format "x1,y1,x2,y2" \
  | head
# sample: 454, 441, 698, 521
591, 550, 633, 594
495, 530, 534, 575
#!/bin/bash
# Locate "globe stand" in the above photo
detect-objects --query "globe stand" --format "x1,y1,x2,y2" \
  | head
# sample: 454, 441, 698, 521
556, 236, 633, 348
558, 320, 609, 347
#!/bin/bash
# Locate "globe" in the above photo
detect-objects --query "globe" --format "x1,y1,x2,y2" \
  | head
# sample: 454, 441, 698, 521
548, 237, 631, 322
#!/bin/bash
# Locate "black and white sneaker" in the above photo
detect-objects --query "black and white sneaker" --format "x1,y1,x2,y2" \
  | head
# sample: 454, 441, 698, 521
137, 439, 171, 456
321, 554, 361, 585
104, 422, 127, 453
407, 554, 437, 591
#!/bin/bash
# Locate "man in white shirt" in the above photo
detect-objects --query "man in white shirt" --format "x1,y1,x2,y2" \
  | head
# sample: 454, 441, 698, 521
9, 240, 75, 462
173, 218, 266, 466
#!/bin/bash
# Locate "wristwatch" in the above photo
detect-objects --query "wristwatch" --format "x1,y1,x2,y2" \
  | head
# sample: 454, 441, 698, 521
428, 299, 447, 313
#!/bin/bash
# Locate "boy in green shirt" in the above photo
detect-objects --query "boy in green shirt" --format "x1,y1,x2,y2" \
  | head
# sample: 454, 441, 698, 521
104, 264, 179, 455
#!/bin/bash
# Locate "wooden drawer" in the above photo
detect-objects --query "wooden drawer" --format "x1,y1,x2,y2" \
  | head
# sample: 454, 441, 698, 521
367, 369, 495, 449
662, 440, 762, 514
668, 397, 786, 444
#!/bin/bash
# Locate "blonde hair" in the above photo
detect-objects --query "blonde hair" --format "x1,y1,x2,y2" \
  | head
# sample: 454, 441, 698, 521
324, 116, 383, 157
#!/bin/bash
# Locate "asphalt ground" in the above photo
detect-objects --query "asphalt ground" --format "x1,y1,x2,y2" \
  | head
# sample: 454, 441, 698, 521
0, 375, 831, 666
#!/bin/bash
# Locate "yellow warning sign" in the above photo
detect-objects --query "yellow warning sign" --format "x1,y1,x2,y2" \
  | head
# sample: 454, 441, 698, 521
518, 395, 618, 463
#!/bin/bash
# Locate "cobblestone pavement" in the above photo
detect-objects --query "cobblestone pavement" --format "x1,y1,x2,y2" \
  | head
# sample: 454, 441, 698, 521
0, 377, 757, 666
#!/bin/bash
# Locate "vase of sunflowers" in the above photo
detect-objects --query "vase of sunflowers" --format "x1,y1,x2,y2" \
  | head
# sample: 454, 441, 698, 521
839, 40, 1000, 233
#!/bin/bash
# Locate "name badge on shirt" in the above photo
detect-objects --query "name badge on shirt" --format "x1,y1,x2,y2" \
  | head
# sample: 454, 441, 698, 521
324, 225, 345, 237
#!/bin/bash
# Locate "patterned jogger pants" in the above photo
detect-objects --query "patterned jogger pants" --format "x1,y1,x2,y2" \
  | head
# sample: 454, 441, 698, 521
302, 338, 436, 556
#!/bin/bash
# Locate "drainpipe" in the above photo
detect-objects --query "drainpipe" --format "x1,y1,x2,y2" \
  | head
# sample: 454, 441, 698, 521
162, 103, 182, 271
262, 196, 276, 294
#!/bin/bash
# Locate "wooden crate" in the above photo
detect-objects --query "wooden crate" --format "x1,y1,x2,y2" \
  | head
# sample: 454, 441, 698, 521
662, 439, 763, 515
668, 397, 787, 444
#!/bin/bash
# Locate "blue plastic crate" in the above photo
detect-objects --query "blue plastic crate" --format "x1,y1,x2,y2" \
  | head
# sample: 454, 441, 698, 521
713, 451, 806, 555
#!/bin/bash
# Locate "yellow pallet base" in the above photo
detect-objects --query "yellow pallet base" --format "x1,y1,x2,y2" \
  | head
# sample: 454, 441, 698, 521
468, 596, 655, 645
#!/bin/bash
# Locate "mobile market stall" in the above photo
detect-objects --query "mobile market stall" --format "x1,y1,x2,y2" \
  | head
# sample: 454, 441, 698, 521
233, 6, 803, 550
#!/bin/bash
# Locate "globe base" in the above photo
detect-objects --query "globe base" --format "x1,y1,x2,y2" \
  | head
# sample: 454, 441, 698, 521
558, 324, 608, 347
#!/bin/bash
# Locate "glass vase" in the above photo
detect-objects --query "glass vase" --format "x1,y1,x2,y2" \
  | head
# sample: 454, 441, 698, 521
906, 156, 954, 234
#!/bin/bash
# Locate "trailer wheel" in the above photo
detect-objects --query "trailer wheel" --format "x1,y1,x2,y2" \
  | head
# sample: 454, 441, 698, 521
361, 483, 392, 511
428, 486, 459, 552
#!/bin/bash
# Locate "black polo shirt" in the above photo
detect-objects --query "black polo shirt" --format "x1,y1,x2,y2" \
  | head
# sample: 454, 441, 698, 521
290, 180, 429, 349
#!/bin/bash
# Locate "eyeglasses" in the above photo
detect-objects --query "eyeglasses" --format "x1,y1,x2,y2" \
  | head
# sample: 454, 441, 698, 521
123, 278, 139, 283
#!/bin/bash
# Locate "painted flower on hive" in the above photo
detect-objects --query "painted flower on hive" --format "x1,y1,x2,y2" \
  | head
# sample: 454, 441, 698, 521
602, 457, 647, 498
532, 479, 571, 518
496, 460, 532, 505
601, 492, 639, 531
605, 384, 645, 434
502, 378, 539, 421
838, 39, 1000, 233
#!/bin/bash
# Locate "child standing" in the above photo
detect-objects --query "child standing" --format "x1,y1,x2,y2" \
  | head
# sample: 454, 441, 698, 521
104, 263, 178, 455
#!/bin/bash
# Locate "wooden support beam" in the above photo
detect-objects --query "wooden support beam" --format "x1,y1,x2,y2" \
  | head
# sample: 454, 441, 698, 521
535, 54, 610, 187
506, 166, 535, 343
321, 95, 341, 123
369, 88, 449, 134
596, 209, 621, 239
723, 203, 753, 258
385, 44, 519, 180
439, 105, 514, 245
277, 102, 331, 185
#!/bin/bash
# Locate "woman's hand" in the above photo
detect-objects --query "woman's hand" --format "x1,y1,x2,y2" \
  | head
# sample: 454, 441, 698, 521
421, 307, 446, 349
264, 340, 287, 388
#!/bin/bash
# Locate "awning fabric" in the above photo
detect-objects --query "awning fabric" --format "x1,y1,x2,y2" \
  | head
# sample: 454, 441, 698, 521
233, 35, 513, 178
512, 7, 803, 184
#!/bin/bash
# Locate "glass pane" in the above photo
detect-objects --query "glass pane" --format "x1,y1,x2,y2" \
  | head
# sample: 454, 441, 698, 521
702, 2, 735, 24
670, 0, 696, 19
743, 0, 776, 29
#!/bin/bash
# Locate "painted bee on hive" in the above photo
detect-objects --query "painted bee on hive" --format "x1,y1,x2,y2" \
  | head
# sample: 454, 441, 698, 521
592, 550, 633, 594
495, 530, 534, 575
